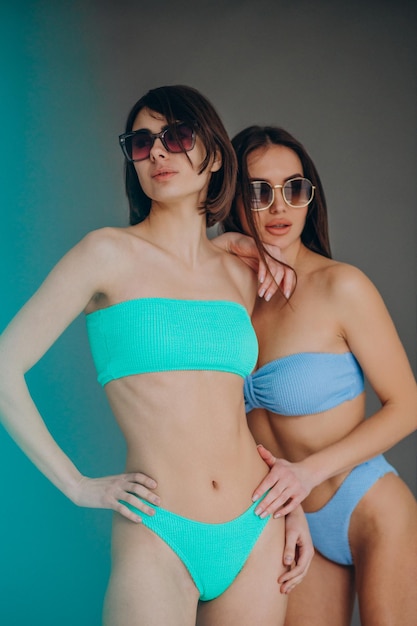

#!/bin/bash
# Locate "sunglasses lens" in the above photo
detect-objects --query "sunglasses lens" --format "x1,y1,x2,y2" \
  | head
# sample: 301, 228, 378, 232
120, 123, 196, 162
164, 123, 195, 153
250, 182, 272, 209
284, 179, 313, 207
127, 131, 153, 161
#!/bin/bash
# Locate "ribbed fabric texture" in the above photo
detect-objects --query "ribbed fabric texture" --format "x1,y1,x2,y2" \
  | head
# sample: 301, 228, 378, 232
122, 496, 269, 601
244, 352, 364, 415
86, 298, 258, 386
306, 455, 398, 565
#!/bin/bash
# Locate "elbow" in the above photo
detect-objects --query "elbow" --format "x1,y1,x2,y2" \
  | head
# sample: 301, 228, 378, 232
401, 392, 417, 436
0, 360, 24, 416
381, 389, 417, 441
408, 384, 417, 432
411, 401, 417, 433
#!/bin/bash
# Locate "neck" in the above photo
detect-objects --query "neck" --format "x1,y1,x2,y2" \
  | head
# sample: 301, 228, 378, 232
140, 201, 210, 265
279, 238, 306, 269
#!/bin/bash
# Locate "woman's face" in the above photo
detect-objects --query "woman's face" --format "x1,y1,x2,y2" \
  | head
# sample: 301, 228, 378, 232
239, 144, 308, 252
132, 107, 220, 208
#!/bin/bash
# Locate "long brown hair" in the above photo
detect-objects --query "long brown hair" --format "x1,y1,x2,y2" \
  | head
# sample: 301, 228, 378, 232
222, 125, 332, 259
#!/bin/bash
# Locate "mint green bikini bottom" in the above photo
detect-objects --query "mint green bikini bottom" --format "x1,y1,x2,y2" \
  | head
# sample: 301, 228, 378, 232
122, 496, 270, 601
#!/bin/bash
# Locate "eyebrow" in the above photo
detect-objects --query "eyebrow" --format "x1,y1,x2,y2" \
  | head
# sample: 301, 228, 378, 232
131, 120, 185, 134
249, 173, 304, 183
131, 123, 171, 134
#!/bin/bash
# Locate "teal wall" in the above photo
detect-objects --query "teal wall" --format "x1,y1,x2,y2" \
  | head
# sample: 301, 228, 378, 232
1, 1, 416, 625
0, 4, 124, 624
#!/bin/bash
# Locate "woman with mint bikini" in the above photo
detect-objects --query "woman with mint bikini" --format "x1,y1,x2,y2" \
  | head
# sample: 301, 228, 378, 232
0, 87, 312, 626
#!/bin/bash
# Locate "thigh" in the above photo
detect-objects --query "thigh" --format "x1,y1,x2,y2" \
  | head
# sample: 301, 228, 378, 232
197, 516, 288, 626
284, 550, 355, 626
349, 473, 417, 626
103, 516, 200, 626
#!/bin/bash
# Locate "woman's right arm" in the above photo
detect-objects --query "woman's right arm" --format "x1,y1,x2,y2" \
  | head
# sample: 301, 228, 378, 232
0, 229, 159, 522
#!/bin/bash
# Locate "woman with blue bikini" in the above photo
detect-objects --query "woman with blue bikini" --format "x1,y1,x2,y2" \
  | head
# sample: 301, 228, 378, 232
0, 89, 313, 625
220, 125, 417, 625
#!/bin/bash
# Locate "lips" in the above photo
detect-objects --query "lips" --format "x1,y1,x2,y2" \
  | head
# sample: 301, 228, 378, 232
151, 168, 177, 179
265, 220, 291, 235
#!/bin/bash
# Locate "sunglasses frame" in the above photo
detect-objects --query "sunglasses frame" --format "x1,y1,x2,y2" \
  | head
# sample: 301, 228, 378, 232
119, 122, 197, 162
250, 177, 315, 211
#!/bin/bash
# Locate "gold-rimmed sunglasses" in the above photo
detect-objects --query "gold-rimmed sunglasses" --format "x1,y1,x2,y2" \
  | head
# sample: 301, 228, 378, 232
250, 177, 315, 210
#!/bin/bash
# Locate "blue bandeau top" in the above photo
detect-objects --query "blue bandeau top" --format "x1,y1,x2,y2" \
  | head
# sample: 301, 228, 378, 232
86, 298, 258, 386
244, 352, 364, 416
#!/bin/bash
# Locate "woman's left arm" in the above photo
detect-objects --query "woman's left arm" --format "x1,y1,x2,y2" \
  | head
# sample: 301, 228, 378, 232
301, 264, 417, 481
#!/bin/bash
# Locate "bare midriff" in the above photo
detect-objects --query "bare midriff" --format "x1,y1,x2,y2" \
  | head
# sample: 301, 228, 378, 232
248, 393, 367, 513
105, 369, 268, 523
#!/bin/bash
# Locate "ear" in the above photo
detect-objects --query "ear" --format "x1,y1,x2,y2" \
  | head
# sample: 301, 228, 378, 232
210, 149, 222, 173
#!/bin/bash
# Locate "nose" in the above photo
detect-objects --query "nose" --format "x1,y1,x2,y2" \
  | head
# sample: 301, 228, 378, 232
149, 137, 168, 160
269, 187, 287, 214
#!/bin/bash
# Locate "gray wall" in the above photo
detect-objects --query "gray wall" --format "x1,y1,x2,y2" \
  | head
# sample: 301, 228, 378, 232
1, 1, 416, 625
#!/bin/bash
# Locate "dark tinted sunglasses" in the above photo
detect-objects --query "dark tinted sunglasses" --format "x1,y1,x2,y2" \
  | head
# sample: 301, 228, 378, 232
119, 122, 196, 162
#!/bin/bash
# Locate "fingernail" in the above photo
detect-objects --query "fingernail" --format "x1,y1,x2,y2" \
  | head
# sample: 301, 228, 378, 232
274, 512, 282, 518
254, 507, 262, 515
258, 288, 265, 298
265, 292, 272, 302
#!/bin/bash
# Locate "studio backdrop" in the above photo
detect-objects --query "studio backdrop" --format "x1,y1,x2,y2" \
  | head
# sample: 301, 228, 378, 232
1, 2, 416, 625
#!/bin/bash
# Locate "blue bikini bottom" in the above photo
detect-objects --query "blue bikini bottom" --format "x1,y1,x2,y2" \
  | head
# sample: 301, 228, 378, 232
305, 454, 398, 565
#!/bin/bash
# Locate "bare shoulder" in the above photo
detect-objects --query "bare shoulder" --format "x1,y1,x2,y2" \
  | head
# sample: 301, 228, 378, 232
75, 226, 150, 272
214, 244, 258, 309
321, 260, 379, 301
220, 244, 257, 285
77, 226, 131, 261
310, 259, 390, 330
28, 226, 137, 311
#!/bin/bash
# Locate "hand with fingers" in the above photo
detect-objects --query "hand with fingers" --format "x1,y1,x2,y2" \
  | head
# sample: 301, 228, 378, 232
73, 472, 160, 523
252, 444, 313, 518
278, 505, 314, 594
256, 242, 295, 301
212, 232, 296, 300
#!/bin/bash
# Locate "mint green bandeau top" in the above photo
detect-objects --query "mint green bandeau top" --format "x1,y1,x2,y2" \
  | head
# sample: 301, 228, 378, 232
86, 298, 258, 386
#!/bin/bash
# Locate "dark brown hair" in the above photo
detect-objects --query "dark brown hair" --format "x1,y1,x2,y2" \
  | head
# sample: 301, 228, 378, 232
122, 85, 237, 227
222, 125, 332, 259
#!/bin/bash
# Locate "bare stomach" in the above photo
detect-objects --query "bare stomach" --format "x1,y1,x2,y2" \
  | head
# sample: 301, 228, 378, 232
105, 371, 269, 523
248, 394, 367, 513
